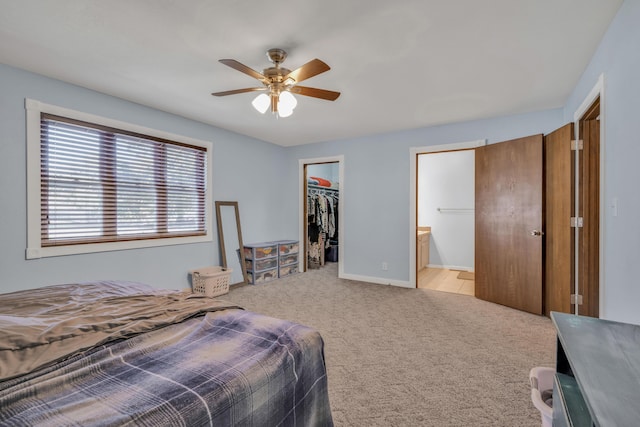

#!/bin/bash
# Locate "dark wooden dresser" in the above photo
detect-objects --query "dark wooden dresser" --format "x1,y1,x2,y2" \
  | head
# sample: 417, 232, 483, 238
551, 312, 640, 426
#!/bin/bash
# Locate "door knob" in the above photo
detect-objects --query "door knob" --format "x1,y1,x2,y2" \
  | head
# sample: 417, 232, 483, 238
530, 230, 544, 237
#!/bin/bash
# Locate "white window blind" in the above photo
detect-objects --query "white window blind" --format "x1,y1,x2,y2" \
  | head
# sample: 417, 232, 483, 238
40, 114, 207, 247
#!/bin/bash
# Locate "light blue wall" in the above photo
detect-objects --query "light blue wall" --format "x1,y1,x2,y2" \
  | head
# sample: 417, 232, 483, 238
286, 109, 564, 283
563, 0, 640, 324
0, 64, 288, 293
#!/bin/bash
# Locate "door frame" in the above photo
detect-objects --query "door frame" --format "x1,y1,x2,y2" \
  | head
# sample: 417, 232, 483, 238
573, 73, 605, 317
298, 155, 344, 276
409, 140, 486, 288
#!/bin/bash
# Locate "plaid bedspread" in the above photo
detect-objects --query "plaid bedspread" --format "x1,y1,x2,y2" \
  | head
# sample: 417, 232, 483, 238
0, 309, 333, 426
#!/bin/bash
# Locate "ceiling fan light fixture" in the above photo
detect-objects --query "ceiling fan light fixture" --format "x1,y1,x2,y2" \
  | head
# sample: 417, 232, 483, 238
277, 91, 297, 118
252, 93, 270, 114
213, 48, 340, 119
279, 91, 297, 111
278, 107, 294, 118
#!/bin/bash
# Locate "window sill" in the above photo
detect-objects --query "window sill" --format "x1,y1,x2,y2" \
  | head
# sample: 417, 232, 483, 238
26, 234, 212, 259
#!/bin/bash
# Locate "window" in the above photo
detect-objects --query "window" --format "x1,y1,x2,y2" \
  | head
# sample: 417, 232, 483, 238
26, 100, 212, 258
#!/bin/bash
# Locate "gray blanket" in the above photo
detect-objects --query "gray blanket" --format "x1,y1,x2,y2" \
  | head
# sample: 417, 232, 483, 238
0, 280, 240, 381
0, 282, 333, 426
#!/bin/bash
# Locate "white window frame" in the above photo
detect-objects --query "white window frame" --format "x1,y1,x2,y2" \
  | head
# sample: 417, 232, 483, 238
25, 99, 213, 259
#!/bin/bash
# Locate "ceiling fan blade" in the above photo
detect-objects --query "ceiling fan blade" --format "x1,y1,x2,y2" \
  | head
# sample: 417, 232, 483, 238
211, 87, 266, 97
219, 59, 267, 81
290, 86, 341, 101
284, 59, 330, 84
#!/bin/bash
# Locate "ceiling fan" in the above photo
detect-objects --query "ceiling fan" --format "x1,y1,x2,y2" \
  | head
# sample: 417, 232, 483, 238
211, 48, 340, 118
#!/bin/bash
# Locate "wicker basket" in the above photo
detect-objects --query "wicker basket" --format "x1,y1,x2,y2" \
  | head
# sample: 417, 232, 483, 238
190, 266, 232, 297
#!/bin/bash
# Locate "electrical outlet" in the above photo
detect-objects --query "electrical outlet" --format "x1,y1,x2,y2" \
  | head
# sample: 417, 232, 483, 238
382, 262, 388, 271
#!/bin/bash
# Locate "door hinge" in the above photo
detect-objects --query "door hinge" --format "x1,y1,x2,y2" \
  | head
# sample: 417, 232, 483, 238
571, 294, 584, 305
571, 139, 584, 151
571, 217, 584, 228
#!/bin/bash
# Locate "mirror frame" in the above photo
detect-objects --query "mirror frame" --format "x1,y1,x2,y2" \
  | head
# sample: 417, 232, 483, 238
215, 201, 248, 286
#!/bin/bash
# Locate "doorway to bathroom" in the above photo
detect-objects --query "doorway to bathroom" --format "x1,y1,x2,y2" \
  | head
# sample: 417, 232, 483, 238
409, 140, 485, 294
417, 149, 476, 296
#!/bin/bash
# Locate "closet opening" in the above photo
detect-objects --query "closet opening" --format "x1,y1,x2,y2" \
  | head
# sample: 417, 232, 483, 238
299, 156, 344, 277
306, 163, 339, 272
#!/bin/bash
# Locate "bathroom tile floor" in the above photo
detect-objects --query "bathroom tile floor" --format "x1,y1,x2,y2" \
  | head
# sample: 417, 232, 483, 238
417, 267, 474, 296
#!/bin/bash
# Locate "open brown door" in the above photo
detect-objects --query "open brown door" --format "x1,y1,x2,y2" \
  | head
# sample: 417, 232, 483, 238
475, 134, 544, 315
578, 112, 600, 318
544, 123, 574, 316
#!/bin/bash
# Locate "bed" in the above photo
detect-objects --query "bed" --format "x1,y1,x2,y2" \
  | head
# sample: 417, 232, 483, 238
0, 281, 333, 426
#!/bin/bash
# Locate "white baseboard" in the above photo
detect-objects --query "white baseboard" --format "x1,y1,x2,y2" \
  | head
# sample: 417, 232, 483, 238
339, 273, 412, 288
427, 264, 474, 272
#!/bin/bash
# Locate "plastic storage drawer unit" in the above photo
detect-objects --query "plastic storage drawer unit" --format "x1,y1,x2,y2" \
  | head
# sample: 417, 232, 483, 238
244, 242, 279, 284
277, 240, 299, 278
244, 240, 300, 283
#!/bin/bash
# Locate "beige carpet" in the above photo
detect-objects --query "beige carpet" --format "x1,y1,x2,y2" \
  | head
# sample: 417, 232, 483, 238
225, 263, 555, 426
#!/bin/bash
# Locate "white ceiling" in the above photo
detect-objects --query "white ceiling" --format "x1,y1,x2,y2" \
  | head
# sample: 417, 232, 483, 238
0, 1, 622, 147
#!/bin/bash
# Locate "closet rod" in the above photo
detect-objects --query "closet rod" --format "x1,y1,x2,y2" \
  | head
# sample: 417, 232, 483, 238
308, 184, 339, 192
437, 208, 474, 213
308, 185, 339, 198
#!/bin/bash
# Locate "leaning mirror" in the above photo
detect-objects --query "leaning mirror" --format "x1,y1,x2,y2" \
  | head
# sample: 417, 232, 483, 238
215, 201, 248, 286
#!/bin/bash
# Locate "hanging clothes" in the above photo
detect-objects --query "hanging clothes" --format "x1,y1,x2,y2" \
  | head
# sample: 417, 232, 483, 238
307, 187, 339, 268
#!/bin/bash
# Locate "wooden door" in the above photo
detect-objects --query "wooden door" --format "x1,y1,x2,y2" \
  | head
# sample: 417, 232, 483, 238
475, 134, 544, 315
578, 116, 600, 317
544, 123, 574, 316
